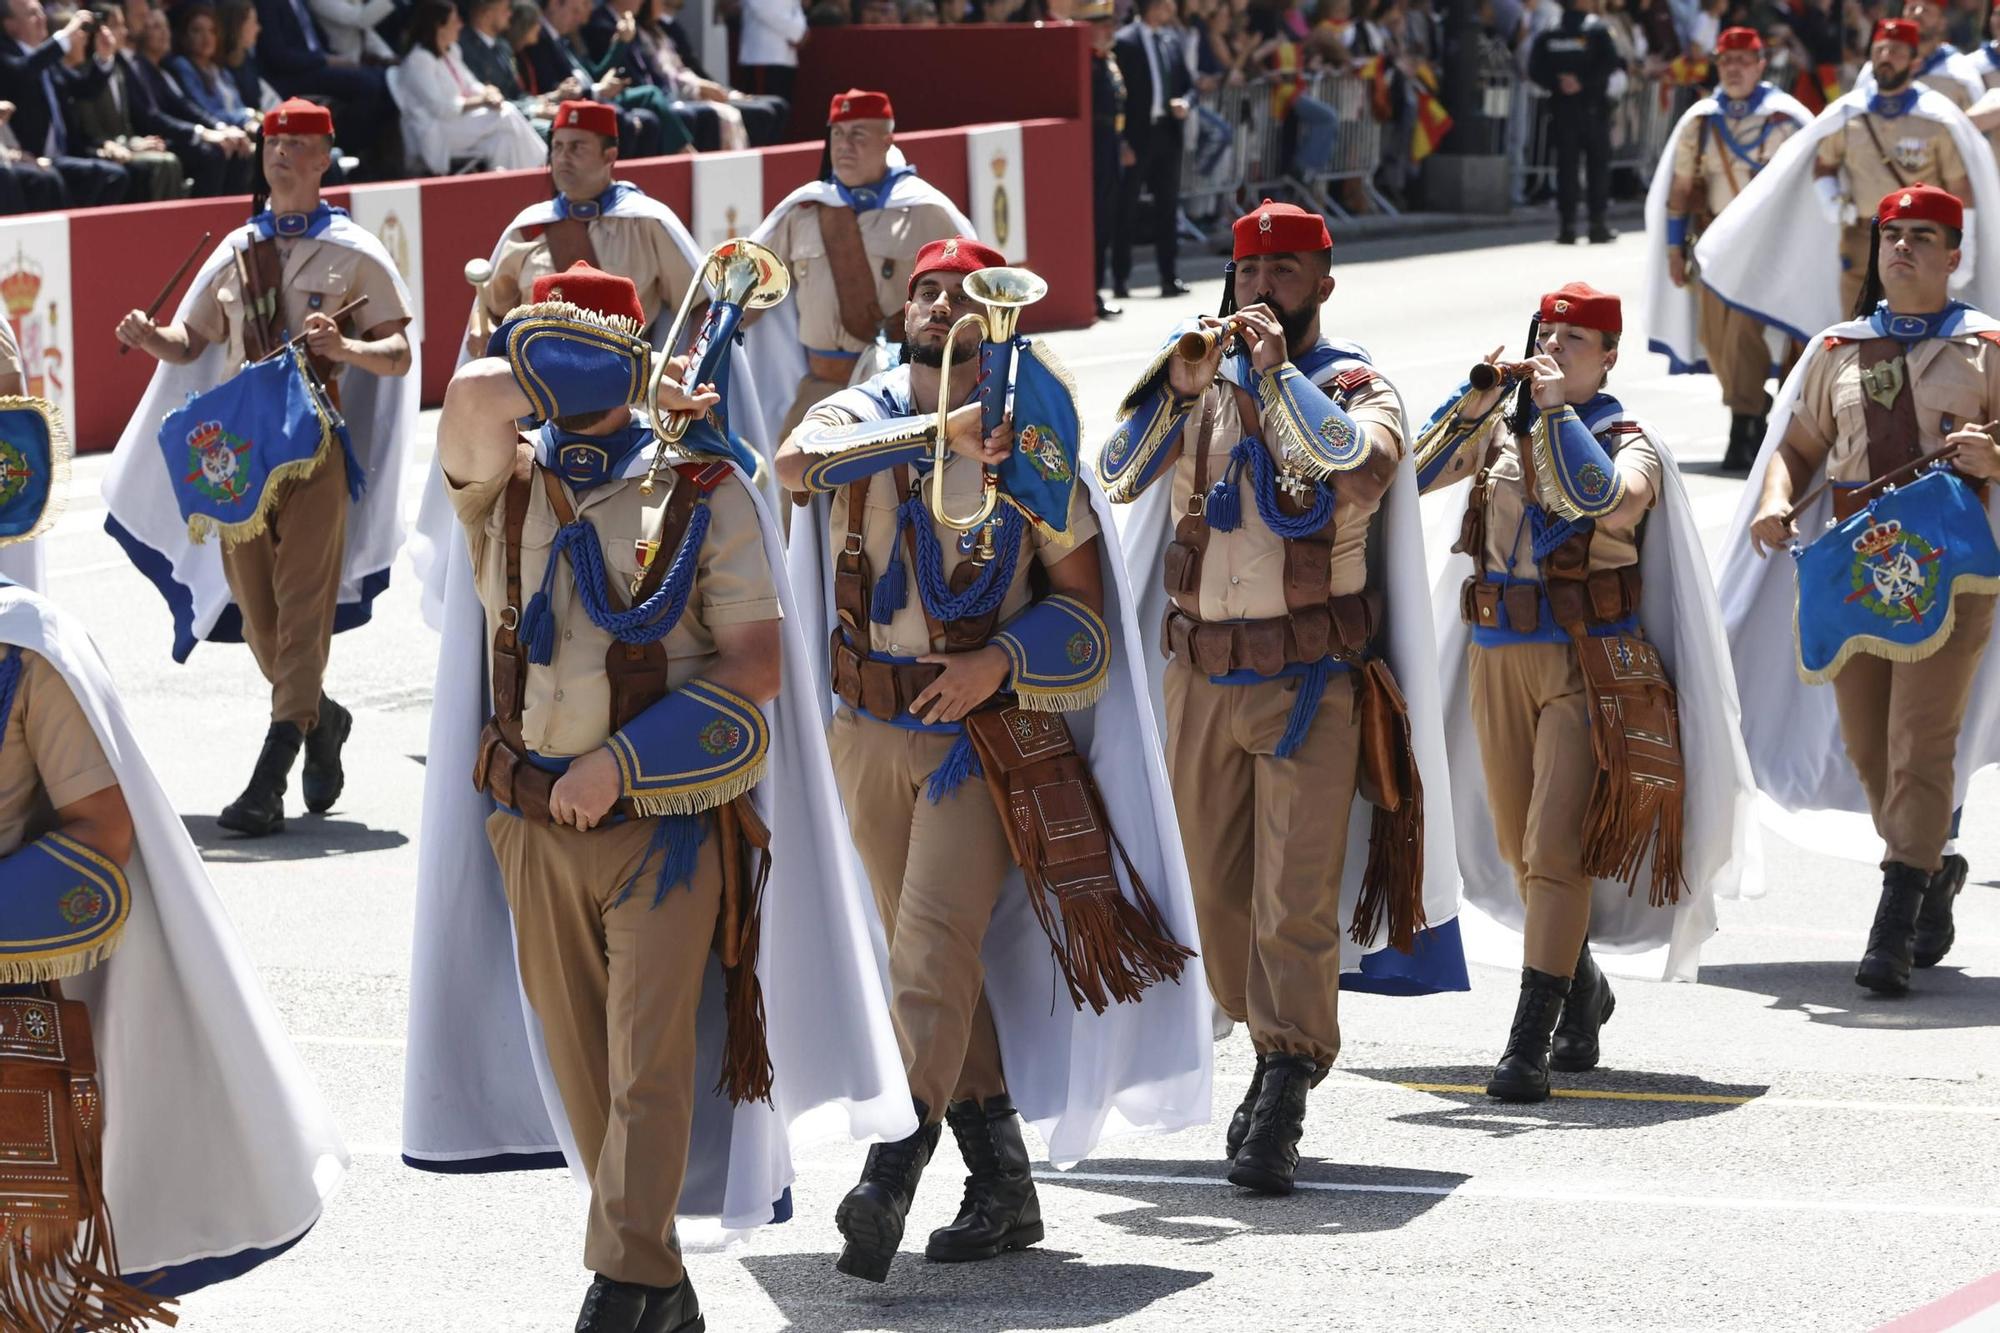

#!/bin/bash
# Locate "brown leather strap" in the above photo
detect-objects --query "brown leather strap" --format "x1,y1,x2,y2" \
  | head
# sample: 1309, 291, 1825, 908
543, 217, 600, 274
1858, 115, 1914, 190
1166, 396, 1218, 617
493, 473, 534, 731
814, 202, 888, 344
538, 465, 578, 526
829, 634, 945, 716
833, 477, 874, 633
1857, 337, 1924, 483
234, 234, 286, 362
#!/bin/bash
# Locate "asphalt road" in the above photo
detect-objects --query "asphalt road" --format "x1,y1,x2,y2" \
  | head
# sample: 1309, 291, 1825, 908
51, 225, 2000, 1333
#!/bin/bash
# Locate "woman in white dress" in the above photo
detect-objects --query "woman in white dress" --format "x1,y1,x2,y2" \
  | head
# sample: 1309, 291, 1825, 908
395, 0, 546, 174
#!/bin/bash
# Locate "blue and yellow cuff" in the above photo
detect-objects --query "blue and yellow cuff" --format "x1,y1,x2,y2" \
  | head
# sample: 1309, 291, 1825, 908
793, 413, 936, 493
608, 678, 770, 817
0, 832, 131, 984
992, 594, 1111, 712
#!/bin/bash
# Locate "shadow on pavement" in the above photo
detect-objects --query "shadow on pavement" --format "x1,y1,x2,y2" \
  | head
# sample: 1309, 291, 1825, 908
1350, 1066, 1768, 1137
184, 815, 410, 862
1034, 1159, 1466, 1245
741, 1247, 1208, 1331
1697, 960, 2000, 1031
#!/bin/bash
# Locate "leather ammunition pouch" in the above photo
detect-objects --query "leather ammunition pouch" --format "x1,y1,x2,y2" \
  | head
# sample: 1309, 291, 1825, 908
1459, 566, 1642, 635
1161, 591, 1381, 677
474, 718, 640, 824
829, 632, 945, 718
1573, 631, 1687, 907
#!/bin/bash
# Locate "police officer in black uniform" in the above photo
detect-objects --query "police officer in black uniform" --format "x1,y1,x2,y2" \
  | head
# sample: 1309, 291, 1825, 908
1529, 0, 1622, 245
1085, 0, 1126, 318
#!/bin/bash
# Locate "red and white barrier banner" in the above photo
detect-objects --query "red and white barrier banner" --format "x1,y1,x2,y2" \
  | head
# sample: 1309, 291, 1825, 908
0, 215, 75, 430
691, 151, 766, 251
964, 123, 1027, 262
344, 182, 428, 344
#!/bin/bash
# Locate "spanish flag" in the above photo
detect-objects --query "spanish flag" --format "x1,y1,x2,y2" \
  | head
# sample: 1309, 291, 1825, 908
1411, 66, 1453, 162
1351, 54, 1394, 121
1665, 53, 1712, 86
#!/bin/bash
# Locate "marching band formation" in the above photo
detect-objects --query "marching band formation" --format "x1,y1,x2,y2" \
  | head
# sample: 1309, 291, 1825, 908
0, 38, 1994, 1330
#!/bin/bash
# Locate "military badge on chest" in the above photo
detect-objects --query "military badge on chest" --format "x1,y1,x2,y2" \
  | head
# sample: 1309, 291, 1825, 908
632, 537, 659, 597
1893, 138, 1927, 173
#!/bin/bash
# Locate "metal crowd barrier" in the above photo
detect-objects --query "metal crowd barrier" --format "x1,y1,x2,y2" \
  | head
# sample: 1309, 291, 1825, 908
1507, 74, 1690, 204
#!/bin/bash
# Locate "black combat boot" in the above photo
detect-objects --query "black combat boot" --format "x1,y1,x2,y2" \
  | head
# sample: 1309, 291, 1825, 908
1224, 1052, 1268, 1161
835, 1102, 940, 1283
1550, 942, 1616, 1073
925, 1095, 1043, 1263
1720, 415, 1752, 473
1226, 1053, 1315, 1196
1486, 967, 1571, 1103
574, 1276, 647, 1333
216, 722, 303, 837
638, 1275, 703, 1333
1856, 862, 1931, 993
1913, 854, 1968, 968
301, 694, 352, 814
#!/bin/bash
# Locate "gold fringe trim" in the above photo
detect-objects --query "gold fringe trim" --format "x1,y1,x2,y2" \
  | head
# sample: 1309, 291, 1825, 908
1011, 676, 1109, 713
623, 756, 767, 818
1116, 340, 1178, 420
1795, 571, 2000, 684
498, 298, 644, 338
1527, 406, 1625, 522
1410, 387, 1482, 476
186, 356, 338, 549
0, 926, 125, 986
0, 395, 71, 550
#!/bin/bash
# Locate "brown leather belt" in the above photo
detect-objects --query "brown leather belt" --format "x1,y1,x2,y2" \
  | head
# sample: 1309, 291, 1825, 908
473, 719, 639, 825
1162, 592, 1380, 678
1459, 567, 1642, 635
808, 351, 863, 385
830, 632, 945, 719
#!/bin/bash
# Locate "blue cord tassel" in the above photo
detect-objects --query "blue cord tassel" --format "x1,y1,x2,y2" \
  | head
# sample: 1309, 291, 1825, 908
610, 814, 708, 908
1527, 505, 1588, 562
1274, 658, 1331, 760
924, 730, 982, 803
519, 591, 556, 665
871, 509, 910, 624
1205, 462, 1243, 533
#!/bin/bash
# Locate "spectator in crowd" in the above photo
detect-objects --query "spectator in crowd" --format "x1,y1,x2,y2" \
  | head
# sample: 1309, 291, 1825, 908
1113, 0, 1192, 299
526, 0, 676, 154
653, 0, 787, 143
70, 3, 187, 200
253, 0, 399, 175
582, 0, 731, 148
395, 0, 545, 170
738, 0, 804, 100
216, 0, 278, 113
505, 0, 562, 91
0, 0, 129, 205
169, 2, 263, 130
458, 0, 565, 131
129, 0, 259, 193
309, 0, 397, 64
1528, 0, 1620, 243
1084, 0, 1123, 316
854, 0, 898, 20
805, 0, 845, 23
902, 0, 938, 19
0, 99, 66, 211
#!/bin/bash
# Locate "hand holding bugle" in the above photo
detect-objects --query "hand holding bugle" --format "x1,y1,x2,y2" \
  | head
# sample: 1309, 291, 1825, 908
1468, 359, 1537, 392
1176, 317, 1248, 363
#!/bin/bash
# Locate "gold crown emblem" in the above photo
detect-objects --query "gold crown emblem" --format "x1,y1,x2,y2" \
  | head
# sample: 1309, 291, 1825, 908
190, 420, 223, 452
1, 248, 42, 318
278, 112, 289, 128
1554, 298, 1570, 314
1853, 517, 1904, 557
990, 153, 1006, 178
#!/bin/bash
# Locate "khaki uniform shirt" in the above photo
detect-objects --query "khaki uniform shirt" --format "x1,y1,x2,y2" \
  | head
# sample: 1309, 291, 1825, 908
1816, 112, 1967, 214
766, 200, 963, 355
809, 406, 1100, 657
1917, 53, 1977, 109
475, 217, 697, 343
185, 235, 411, 385
447, 457, 779, 758
1671, 102, 1801, 217
1791, 332, 2000, 482
0, 649, 116, 858
1168, 369, 1403, 616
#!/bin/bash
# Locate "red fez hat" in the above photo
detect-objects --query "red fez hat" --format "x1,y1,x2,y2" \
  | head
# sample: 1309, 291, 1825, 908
907, 236, 1008, 296
553, 100, 619, 140
1714, 26, 1762, 52
263, 97, 333, 138
1878, 182, 1965, 231
1871, 17, 1919, 47
1538, 281, 1622, 334
1232, 199, 1333, 259
828, 89, 895, 124
532, 261, 647, 326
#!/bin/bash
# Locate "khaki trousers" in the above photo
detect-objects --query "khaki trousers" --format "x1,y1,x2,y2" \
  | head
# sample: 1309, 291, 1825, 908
1466, 641, 1595, 977
826, 708, 1010, 1119
486, 809, 723, 1288
1696, 282, 1772, 415
779, 372, 853, 440
1830, 593, 1995, 871
219, 449, 349, 729
1162, 660, 1357, 1070
1839, 222, 1872, 325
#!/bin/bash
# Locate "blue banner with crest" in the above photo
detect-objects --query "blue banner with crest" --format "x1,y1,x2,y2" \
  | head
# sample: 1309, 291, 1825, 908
994, 339, 1082, 538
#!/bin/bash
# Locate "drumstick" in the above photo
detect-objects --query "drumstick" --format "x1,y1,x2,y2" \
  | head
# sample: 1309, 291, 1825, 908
119, 229, 211, 357
252, 297, 371, 364
1783, 440, 1968, 527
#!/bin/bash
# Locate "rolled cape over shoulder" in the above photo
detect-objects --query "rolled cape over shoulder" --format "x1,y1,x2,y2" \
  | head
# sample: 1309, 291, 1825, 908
608, 678, 772, 816
991, 593, 1110, 712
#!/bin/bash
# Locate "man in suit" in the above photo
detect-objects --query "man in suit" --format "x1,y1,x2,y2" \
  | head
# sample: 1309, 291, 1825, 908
252, 0, 396, 175
526, 0, 667, 156
0, 101, 66, 213
460, 0, 563, 132
655, 0, 785, 144
580, 0, 718, 148
129, 1, 257, 194
1085, 0, 1124, 318
78, 2, 250, 198
1112, 0, 1191, 300
0, 0, 127, 206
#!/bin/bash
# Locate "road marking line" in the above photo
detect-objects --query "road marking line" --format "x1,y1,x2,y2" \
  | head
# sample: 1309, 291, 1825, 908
1398, 1082, 1754, 1105
1039, 1170, 2000, 1220
1873, 1270, 2000, 1332
1387, 1081, 2000, 1117
292, 1034, 408, 1050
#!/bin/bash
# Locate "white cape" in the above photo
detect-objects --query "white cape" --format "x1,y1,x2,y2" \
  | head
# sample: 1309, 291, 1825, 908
1429, 412, 1761, 982
1695, 88, 2000, 349
401, 445, 914, 1240
1110, 344, 1469, 994
0, 584, 346, 1294
409, 187, 777, 632
740, 167, 975, 454
0, 539, 43, 591
100, 215, 416, 663
1644, 86, 1813, 375
1715, 310, 2000, 848
788, 364, 1212, 1166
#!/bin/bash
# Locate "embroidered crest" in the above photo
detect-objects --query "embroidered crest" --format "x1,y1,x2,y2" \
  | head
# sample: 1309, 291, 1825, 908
183, 419, 253, 505
1103, 421, 1132, 469
1577, 461, 1611, 498
22, 1005, 49, 1042
1315, 413, 1355, 453
1065, 631, 1095, 666
1860, 357, 1906, 411
1847, 517, 1945, 626
1894, 138, 1926, 172
1017, 423, 1072, 482
698, 717, 747, 756
57, 883, 104, 927
838, 96, 851, 115
0, 437, 28, 506
1900, 191, 1914, 209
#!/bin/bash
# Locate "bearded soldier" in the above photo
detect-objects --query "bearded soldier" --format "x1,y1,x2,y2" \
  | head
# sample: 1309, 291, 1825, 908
1856, 2, 1985, 110
1646, 27, 1811, 472
1100, 201, 1466, 1194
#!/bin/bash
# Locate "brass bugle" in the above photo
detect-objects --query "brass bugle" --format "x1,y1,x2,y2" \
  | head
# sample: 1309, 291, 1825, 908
1468, 360, 1536, 392
1176, 319, 1245, 362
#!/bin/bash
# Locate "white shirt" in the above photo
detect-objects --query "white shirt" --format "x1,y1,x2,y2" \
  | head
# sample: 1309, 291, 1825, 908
739, 0, 805, 67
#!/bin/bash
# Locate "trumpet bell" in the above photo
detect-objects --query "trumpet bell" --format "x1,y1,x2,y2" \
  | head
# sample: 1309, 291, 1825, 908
963, 265, 1047, 310
701, 238, 791, 310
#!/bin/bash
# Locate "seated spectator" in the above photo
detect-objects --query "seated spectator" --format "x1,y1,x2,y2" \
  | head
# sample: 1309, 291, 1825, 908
216, 0, 279, 112
526, 0, 678, 153
309, 0, 397, 64
903, 0, 938, 19
129, 0, 258, 193
170, 2, 262, 129
0, 99, 65, 212
505, 0, 569, 95
253, 0, 399, 176
0, 0, 129, 206
854, 0, 898, 20
394, 0, 545, 170
71, 3, 187, 199
585, 0, 781, 148
739, 0, 805, 100
459, 0, 562, 131
649, 0, 786, 142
